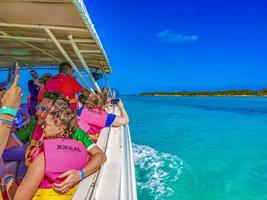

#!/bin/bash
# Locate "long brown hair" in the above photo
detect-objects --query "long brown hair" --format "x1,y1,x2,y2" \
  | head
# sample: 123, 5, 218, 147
49, 108, 77, 138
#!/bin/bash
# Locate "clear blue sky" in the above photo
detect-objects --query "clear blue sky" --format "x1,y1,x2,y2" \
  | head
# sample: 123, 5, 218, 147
85, 0, 267, 94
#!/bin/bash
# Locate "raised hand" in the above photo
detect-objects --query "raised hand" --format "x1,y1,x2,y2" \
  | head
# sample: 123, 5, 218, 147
1, 63, 22, 110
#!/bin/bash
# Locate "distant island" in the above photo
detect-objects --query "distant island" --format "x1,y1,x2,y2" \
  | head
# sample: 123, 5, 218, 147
139, 89, 267, 96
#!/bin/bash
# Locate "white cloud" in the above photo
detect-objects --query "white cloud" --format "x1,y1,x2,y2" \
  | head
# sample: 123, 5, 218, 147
158, 29, 198, 44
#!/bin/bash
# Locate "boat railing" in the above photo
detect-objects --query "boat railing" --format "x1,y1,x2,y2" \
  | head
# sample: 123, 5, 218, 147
72, 125, 112, 200
120, 124, 138, 200
73, 106, 137, 200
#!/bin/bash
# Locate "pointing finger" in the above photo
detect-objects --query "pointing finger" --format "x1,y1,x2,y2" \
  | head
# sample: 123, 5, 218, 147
11, 63, 20, 87
15, 63, 19, 76
11, 74, 20, 88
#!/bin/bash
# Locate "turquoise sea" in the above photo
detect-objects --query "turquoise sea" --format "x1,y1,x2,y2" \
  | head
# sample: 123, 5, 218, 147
123, 96, 267, 200
6, 68, 266, 200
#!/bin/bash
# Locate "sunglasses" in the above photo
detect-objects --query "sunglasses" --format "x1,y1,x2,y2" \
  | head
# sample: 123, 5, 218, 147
36, 105, 49, 112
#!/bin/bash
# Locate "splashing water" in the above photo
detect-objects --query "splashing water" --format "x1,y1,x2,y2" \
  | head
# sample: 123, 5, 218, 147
133, 144, 183, 200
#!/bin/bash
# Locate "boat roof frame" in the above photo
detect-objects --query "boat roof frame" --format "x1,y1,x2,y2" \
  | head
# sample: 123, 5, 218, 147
0, 0, 112, 92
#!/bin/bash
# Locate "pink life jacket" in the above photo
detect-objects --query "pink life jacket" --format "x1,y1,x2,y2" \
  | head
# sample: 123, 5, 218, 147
78, 107, 108, 135
34, 139, 87, 189
44, 73, 66, 93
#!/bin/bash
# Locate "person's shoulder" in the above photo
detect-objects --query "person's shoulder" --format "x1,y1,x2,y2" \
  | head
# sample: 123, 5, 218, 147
74, 127, 87, 136
62, 75, 75, 82
47, 73, 60, 80
73, 128, 95, 148
69, 76, 78, 81
56, 73, 65, 78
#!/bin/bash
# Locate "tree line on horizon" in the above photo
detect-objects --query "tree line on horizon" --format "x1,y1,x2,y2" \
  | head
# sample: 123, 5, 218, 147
139, 89, 267, 96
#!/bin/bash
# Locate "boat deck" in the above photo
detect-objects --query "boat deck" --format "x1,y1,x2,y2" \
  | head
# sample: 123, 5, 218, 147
73, 106, 128, 200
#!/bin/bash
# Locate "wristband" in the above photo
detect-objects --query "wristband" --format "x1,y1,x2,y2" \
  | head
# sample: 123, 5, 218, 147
0, 118, 13, 124
80, 169, 85, 181
0, 106, 17, 117
3, 176, 15, 186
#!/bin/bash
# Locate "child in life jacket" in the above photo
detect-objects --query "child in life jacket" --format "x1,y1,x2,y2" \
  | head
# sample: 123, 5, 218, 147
4, 107, 87, 200
78, 93, 129, 143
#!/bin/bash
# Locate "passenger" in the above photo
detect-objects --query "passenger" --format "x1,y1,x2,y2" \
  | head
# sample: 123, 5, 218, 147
27, 70, 41, 118
0, 64, 21, 200
23, 93, 106, 192
78, 93, 129, 142
1, 92, 106, 197
11, 108, 87, 199
44, 62, 89, 110
0, 64, 21, 157
37, 73, 52, 103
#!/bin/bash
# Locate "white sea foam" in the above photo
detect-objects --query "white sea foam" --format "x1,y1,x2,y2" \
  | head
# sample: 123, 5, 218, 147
133, 144, 183, 200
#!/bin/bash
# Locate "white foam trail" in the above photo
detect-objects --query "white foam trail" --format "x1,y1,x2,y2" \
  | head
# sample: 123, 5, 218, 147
133, 144, 183, 200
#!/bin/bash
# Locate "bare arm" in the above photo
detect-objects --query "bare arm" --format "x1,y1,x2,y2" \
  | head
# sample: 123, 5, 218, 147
0, 64, 21, 157
84, 145, 107, 176
112, 100, 129, 127
53, 145, 106, 193
14, 152, 44, 200
0, 115, 14, 157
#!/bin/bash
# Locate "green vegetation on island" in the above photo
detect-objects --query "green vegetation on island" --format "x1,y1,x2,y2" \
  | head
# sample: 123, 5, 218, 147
139, 89, 267, 96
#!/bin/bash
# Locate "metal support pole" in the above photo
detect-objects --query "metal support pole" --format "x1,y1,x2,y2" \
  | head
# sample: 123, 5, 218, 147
68, 35, 101, 93
44, 28, 93, 91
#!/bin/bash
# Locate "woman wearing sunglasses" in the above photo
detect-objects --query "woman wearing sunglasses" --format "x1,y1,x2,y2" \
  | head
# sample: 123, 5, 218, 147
6, 106, 87, 200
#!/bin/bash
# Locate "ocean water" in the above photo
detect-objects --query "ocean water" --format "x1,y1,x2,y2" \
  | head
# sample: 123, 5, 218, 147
123, 96, 267, 200
8, 67, 266, 200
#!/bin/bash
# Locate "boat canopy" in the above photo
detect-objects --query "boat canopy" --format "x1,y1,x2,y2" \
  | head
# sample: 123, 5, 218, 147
0, 0, 111, 73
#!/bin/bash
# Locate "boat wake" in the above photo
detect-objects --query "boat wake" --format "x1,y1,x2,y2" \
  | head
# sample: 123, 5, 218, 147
133, 144, 183, 200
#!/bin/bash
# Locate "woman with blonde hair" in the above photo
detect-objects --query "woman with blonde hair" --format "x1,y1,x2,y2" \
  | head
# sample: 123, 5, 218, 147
78, 92, 129, 142
4, 106, 87, 200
